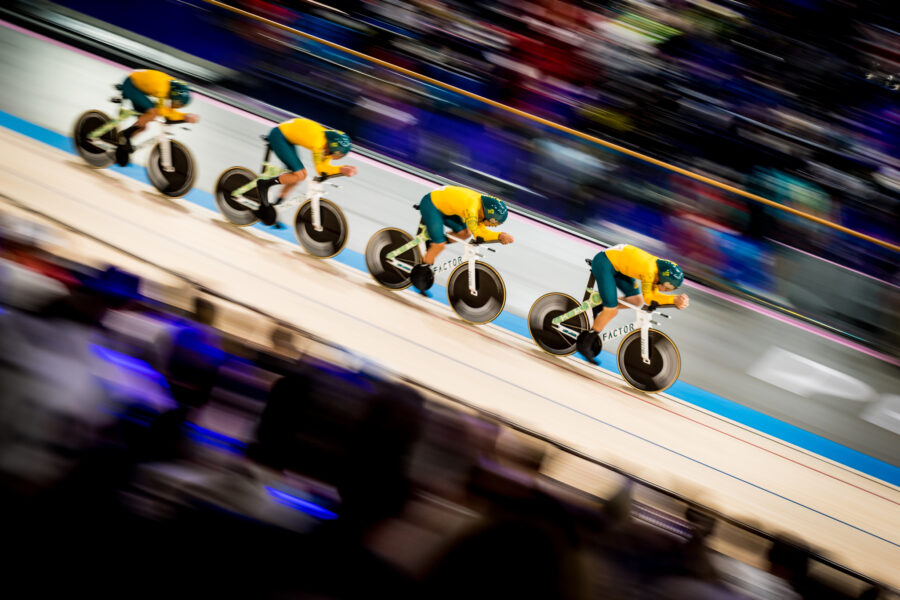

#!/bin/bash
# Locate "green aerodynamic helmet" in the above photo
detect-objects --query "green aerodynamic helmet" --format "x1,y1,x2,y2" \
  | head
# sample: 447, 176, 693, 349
656, 259, 684, 288
324, 129, 352, 156
168, 80, 191, 107
481, 195, 508, 224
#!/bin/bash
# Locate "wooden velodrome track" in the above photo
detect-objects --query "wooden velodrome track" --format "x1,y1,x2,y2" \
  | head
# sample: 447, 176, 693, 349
0, 127, 898, 586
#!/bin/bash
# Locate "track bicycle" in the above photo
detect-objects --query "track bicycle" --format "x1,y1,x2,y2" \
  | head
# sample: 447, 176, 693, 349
365, 210, 506, 324
72, 84, 196, 198
214, 135, 348, 258
528, 258, 681, 393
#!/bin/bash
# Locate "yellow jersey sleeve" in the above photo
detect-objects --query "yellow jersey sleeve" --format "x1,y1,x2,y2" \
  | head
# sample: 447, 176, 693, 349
129, 70, 186, 121
277, 118, 342, 176
604, 244, 676, 305
640, 280, 676, 306
429, 187, 500, 241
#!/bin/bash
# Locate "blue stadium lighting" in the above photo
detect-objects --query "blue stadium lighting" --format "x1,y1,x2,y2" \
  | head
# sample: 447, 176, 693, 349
184, 432, 246, 455
90, 343, 171, 389
183, 422, 248, 453
266, 486, 338, 520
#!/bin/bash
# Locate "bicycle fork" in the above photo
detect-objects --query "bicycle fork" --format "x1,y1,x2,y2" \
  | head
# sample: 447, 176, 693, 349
158, 135, 174, 173
636, 311, 653, 365
307, 179, 324, 232
462, 245, 483, 297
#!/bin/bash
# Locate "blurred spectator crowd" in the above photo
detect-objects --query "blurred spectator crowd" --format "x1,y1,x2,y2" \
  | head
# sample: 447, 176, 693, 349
221, 0, 900, 286
1, 210, 893, 597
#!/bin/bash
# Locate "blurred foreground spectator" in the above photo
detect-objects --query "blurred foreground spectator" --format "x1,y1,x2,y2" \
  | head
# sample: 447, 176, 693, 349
0, 212, 891, 598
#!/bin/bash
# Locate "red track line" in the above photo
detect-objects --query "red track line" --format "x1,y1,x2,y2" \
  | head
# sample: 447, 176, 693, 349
424, 308, 900, 507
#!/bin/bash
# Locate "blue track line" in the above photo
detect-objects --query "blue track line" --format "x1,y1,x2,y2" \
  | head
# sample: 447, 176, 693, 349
2, 109, 899, 490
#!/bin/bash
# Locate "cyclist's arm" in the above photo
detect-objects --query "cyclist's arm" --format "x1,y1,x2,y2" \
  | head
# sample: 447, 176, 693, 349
154, 102, 186, 122
312, 148, 342, 176
641, 281, 676, 305
464, 214, 500, 242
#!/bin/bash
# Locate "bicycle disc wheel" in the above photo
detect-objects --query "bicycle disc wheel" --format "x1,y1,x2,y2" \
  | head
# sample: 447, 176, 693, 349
215, 166, 259, 226
447, 261, 506, 324
295, 199, 348, 258
147, 140, 196, 197
365, 228, 421, 290
617, 328, 681, 393
528, 293, 588, 355
73, 110, 117, 168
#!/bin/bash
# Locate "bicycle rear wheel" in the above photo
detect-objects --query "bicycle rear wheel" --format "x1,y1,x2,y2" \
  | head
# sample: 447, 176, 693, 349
215, 167, 259, 226
147, 140, 196, 197
617, 328, 680, 393
366, 228, 421, 290
294, 199, 348, 258
528, 293, 588, 355
447, 261, 506, 324
73, 110, 117, 168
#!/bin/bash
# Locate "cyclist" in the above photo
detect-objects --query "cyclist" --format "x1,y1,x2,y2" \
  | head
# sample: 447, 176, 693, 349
255, 117, 358, 226
409, 186, 514, 293
116, 69, 199, 166
577, 243, 689, 363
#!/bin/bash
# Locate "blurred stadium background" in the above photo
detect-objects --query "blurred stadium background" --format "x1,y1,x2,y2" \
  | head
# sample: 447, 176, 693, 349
0, 1, 898, 598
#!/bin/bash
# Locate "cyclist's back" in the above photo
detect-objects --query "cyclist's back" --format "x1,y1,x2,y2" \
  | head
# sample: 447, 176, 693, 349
429, 186, 501, 242
126, 69, 188, 121
602, 244, 674, 306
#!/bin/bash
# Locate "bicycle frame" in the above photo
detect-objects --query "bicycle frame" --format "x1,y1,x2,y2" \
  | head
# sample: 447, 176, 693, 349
550, 280, 669, 366
385, 225, 492, 295
229, 162, 337, 231
86, 106, 180, 172
87, 107, 138, 140
230, 161, 285, 206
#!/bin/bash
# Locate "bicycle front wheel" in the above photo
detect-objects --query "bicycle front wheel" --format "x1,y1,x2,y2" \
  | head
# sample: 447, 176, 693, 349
295, 199, 348, 258
215, 166, 259, 226
366, 228, 420, 290
617, 328, 680, 393
528, 293, 587, 355
147, 140, 196, 197
447, 261, 506, 324
73, 110, 117, 168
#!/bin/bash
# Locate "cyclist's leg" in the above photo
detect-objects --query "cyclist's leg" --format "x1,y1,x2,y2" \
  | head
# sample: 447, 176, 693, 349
444, 215, 469, 243
575, 251, 620, 361
420, 194, 449, 265
259, 127, 306, 206
119, 76, 156, 142
614, 273, 643, 306
590, 251, 621, 333
114, 76, 158, 165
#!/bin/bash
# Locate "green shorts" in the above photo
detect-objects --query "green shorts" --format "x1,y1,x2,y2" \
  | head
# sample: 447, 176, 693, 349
591, 251, 640, 308
267, 126, 305, 173
419, 194, 466, 244
121, 76, 155, 114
